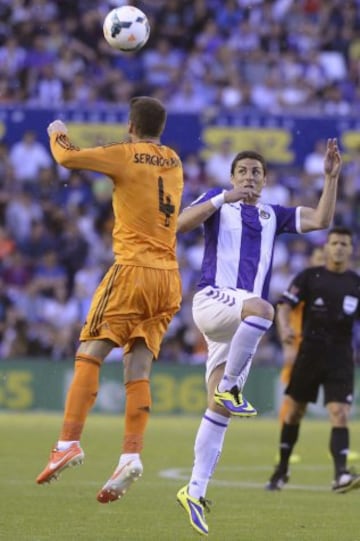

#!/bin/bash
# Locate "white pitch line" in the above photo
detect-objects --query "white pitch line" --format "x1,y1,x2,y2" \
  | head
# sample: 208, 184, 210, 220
158, 466, 332, 492
1, 464, 335, 493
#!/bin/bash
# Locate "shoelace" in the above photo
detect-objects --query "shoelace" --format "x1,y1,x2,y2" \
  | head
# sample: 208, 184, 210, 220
199, 497, 212, 513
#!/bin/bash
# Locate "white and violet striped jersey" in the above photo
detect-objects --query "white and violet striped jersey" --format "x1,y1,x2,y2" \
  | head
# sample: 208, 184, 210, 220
191, 187, 302, 300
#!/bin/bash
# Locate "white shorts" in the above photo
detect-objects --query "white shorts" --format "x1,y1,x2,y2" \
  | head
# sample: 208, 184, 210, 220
192, 285, 257, 382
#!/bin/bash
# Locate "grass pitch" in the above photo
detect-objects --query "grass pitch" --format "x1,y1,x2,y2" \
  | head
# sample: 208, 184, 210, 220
1, 413, 360, 541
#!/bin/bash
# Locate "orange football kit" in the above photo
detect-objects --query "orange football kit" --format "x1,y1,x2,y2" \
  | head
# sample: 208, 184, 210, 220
50, 133, 183, 358
35, 130, 184, 490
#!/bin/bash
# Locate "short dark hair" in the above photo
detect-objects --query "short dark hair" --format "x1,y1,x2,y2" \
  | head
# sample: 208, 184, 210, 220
231, 150, 267, 175
129, 96, 167, 138
328, 226, 353, 241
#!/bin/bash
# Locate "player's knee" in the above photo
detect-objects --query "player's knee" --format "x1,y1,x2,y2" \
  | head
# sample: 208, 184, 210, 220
328, 403, 349, 425
262, 301, 275, 321
243, 298, 274, 321
286, 404, 305, 424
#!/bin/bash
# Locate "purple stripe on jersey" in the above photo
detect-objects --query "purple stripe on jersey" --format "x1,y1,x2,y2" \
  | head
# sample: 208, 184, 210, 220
261, 240, 275, 299
272, 204, 298, 234
237, 205, 261, 290
198, 211, 221, 289
203, 413, 228, 428
193, 188, 223, 290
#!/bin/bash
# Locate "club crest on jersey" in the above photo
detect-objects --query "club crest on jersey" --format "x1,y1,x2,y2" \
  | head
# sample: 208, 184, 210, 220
343, 295, 358, 314
259, 210, 270, 219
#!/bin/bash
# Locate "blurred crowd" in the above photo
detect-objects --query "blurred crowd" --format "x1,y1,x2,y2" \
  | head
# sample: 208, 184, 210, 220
0, 0, 360, 113
1, 0, 360, 364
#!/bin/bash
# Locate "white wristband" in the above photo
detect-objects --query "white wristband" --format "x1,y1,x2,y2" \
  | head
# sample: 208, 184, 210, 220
210, 192, 225, 210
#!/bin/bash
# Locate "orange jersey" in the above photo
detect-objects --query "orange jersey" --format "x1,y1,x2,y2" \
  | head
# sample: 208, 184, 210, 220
50, 133, 183, 269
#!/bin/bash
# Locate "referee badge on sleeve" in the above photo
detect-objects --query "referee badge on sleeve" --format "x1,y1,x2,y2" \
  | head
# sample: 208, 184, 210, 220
343, 295, 358, 314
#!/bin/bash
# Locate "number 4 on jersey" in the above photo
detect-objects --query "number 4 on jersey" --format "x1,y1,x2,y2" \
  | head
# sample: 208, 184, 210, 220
158, 176, 175, 226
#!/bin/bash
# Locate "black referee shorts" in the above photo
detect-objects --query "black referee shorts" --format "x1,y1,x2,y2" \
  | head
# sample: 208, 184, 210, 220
285, 340, 354, 405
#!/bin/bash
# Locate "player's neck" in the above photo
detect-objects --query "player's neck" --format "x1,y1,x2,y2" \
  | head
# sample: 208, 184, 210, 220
131, 135, 160, 144
326, 262, 348, 273
240, 199, 258, 206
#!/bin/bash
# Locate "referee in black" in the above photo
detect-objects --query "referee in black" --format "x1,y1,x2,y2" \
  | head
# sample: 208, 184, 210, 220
266, 226, 360, 493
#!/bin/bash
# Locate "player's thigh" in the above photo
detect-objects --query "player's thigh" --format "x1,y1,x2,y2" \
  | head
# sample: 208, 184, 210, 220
192, 286, 256, 342
77, 338, 115, 360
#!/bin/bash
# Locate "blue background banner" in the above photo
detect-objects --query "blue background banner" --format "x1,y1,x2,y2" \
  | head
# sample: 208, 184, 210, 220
2, 107, 360, 166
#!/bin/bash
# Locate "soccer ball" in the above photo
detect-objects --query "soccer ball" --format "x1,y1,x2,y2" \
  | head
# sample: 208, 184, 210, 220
103, 5, 150, 52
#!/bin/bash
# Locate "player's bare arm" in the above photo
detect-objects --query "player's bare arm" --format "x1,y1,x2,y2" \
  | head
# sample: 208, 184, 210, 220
177, 186, 257, 233
299, 138, 342, 232
276, 302, 297, 345
47, 119, 115, 175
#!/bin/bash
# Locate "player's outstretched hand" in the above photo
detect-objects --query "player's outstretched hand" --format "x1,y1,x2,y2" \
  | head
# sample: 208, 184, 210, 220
324, 138, 342, 179
47, 120, 68, 137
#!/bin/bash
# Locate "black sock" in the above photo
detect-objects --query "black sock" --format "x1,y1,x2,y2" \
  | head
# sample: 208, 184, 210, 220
279, 423, 300, 471
330, 427, 349, 478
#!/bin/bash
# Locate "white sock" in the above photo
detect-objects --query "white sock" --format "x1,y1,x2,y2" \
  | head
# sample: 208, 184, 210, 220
57, 440, 79, 451
188, 409, 230, 499
119, 453, 141, 466
218, 315, 272, 392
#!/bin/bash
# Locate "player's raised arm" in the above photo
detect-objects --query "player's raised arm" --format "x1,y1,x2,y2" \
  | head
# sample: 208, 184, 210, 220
47, 120, 115, 177
177, 198, 222, 233
177, 186, 258, 233
299, 138, 342, 232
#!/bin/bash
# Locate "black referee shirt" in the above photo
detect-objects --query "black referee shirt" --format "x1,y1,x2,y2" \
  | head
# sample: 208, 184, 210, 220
279, 266, 360, 344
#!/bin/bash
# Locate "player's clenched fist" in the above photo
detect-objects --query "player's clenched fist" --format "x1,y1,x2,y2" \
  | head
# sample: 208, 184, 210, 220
47, 120, 68, 136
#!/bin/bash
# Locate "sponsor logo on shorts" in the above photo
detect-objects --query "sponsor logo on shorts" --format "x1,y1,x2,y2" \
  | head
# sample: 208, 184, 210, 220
206, 288, 235, 306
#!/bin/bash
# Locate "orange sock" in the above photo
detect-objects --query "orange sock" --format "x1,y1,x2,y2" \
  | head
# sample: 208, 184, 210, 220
122, 379, 151, 454
60, 354, 101, 441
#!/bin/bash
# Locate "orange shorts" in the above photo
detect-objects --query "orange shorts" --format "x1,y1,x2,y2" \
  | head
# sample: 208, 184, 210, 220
79, 264, 182, 358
